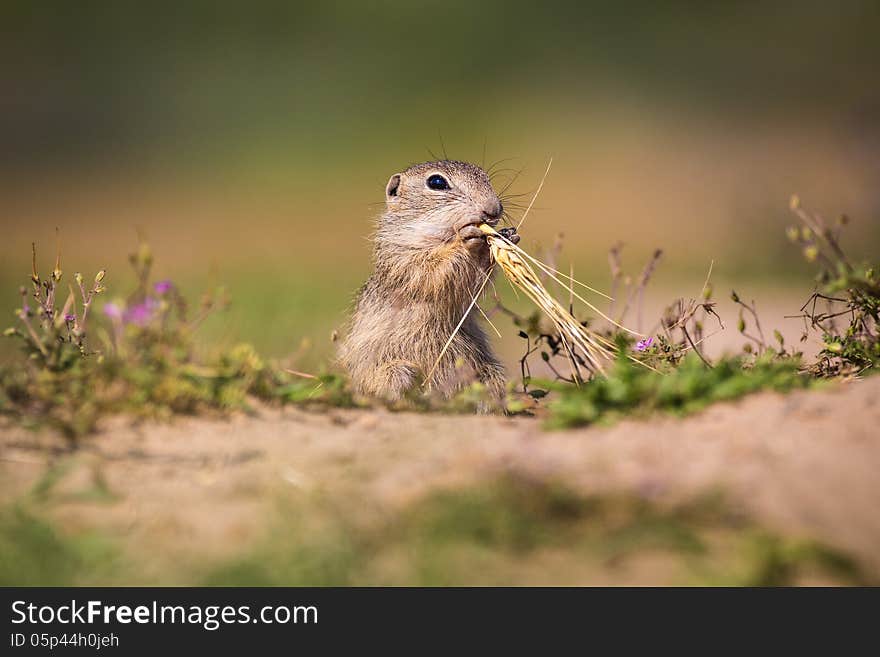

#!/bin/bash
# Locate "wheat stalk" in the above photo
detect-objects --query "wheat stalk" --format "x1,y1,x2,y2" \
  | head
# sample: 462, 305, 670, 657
424, 224, 652, 388
479, 224, 619, 379
424, 157, 649, 388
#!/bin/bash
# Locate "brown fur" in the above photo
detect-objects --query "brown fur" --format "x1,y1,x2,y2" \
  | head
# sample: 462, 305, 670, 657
339, 160, 509, 408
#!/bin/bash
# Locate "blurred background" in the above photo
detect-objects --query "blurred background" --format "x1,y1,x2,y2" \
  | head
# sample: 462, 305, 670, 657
3, 0, 880, 369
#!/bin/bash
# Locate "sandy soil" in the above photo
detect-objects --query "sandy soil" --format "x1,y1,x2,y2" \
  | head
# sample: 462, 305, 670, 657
2, 376, 879, 579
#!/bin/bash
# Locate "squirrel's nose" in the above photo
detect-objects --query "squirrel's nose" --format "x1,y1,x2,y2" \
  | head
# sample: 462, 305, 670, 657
482, 200, 503, 225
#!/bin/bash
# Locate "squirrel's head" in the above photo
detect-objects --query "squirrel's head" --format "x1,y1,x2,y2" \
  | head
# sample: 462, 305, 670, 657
379, 160, 503, 249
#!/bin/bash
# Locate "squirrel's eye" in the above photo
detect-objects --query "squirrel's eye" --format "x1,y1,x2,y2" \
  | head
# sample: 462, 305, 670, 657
426, 174, 450, 191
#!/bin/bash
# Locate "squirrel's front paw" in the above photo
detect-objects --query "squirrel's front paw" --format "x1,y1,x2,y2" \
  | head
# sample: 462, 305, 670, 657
497, 226, 521, 245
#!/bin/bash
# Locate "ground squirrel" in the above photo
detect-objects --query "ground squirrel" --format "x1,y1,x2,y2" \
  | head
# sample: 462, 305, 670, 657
339, 160, 518, 409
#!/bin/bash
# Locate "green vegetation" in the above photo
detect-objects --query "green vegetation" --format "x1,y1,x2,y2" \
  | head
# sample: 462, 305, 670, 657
1, 475, 866, 586
786, 197, 880, 376
0, 461, 121, 586
510, 199, 877, 427
210, 478, 860, 586
3, 1, 878, 592
543, 351, 811, 429
0, 506, 120, 587
0, 241, 355, 438
1, 201, 876, 436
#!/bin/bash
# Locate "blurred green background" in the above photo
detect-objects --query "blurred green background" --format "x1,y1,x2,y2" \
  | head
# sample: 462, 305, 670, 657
2, 1, 879, 369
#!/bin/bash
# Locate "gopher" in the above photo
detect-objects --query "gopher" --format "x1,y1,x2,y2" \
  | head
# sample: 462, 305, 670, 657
339, 160, 518, 408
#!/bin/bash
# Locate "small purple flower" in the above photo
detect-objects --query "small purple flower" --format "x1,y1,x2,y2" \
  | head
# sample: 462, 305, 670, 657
153, 280, 173, 295
64, 313, 76, 323
21, 303, 31, 316
635, 336, 654, 352
123, 298, 158, 326
103, 302, 123, 320
124, 304, 151, 326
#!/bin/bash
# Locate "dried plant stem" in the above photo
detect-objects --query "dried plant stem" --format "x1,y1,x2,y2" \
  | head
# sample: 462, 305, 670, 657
790, 201, 852, 271
733, 293, 767, 348
682, 325, 712, 368
283, 368, 319, 380
619, 249, 662, 329
18, 313, 47, 357
607, 242, 623, 319
488, 228, 632, 333
77, 280, 92, 332
423, 268, 495, 387
481, 225, 647, 378
516, 157, 553, 230
521, 249, 614, 301
475, 303, 502, 338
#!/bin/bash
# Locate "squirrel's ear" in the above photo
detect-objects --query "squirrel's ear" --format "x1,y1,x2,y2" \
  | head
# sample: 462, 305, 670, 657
385, 174, 401, 199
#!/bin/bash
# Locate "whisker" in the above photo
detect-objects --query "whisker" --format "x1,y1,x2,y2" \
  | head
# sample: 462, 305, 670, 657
486, 157, 519, 177
498, 167, 526, 197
